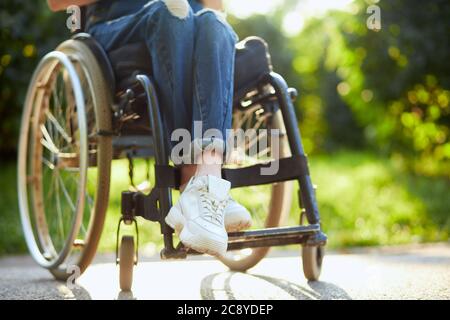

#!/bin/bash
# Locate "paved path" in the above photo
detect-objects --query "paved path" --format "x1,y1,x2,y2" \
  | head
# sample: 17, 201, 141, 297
0, 244, 449, 300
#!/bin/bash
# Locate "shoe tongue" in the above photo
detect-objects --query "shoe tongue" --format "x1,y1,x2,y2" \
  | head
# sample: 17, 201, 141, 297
205, 175, 230, 201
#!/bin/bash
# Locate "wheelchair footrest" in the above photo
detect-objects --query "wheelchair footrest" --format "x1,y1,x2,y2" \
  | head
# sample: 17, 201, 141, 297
226, 224, 324, 251
164, 225, 326, 258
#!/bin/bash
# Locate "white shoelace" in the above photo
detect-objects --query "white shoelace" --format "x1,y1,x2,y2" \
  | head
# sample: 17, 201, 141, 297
199, 186, 228, 225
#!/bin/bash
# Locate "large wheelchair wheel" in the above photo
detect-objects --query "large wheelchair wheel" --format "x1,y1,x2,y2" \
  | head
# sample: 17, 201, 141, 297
218, 104, 293, 271
17, 39, 112, 280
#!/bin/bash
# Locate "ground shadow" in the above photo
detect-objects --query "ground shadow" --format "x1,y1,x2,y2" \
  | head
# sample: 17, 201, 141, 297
200, 272, 351, 300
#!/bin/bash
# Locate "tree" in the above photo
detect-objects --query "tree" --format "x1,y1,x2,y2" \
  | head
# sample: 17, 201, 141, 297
282, 0, 449, 175
0, 1, 69, 159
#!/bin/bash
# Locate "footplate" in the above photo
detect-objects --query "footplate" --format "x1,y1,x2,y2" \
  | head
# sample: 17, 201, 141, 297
161, 225, 327, 259
227, 224, 325, 250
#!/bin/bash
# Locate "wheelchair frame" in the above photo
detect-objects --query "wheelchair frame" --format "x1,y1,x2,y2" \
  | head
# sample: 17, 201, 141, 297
18, 32, 328, 289
117, 72, 327, 260
76, 32, 328, 257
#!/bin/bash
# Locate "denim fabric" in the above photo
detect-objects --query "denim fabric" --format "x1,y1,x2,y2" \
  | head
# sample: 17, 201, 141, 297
87, 0, 238, 153
188, 0, 203, 13
85, 0, 149, 29
86, 0, 202, 28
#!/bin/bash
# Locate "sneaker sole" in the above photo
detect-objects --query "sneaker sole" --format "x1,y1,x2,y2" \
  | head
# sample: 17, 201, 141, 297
165, 206, 227, 257
226, 221, 252, 233
179, 225, 227, 257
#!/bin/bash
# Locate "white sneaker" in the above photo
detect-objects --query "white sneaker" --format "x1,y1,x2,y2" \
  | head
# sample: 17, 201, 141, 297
165, 175, 230, 256
224, 198, 252, 232
166, 194, 252, 233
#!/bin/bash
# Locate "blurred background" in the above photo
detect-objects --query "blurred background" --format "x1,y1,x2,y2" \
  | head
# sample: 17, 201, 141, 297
0, 0, 449, 255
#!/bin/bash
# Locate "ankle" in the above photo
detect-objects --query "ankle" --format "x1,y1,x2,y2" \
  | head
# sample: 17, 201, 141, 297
195, 150, 223, 178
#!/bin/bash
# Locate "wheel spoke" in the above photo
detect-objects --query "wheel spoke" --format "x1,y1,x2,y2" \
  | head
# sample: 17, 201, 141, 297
54, 173, 66, 245
40, 138, 59, 154
59, 171, 87, 235
53, 75, 63, 121
42, 157, 55, 170
62, 167, 80, 173
52, 74, 67, 150
80, 220, 87, 236
60, 162, 87, 237
253, 113, 270, 131
46, 110, 72, 144
86, 189, 94, 211
45, 169, 57, 201
58, 173, 76, 212
246, 131, 259, 153
40, 125, 59, 154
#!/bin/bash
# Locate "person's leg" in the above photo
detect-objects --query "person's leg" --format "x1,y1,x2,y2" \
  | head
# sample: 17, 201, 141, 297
89, 0, 250, 255
180, 150, 222, 191
89, 1, 228, 254
178, 8, 237, 187
191, 9, 237, 139
188, 9, 252, 233
166, 8, 251, 255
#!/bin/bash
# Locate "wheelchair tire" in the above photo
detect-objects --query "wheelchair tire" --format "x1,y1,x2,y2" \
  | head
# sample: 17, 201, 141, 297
119, 236, 135, 292
218, 110, 293, 271
17, 39, 112, 280
302, 245, 324, 281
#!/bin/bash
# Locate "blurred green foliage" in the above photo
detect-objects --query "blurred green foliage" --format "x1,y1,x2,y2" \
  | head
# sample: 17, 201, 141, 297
0, 0, 69, 159
230, 0, 450, 176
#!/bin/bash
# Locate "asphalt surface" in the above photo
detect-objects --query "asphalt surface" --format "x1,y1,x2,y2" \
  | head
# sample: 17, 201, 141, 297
0, 243, 449, 300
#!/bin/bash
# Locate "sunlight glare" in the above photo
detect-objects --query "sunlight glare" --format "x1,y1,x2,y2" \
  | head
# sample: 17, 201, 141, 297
225, 0, 284, 19
226, 0, 355, 36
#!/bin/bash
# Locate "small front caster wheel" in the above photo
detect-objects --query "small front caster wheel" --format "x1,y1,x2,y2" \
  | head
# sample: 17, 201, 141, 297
302, 245, 324, 281
119, 236, 135, 291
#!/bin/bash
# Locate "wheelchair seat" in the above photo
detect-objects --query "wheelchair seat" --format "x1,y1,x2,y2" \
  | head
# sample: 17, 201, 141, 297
106, 36, 273, 103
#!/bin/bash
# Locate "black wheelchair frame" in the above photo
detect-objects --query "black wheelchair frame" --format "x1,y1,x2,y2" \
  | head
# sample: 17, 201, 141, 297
75, 33, 327, 261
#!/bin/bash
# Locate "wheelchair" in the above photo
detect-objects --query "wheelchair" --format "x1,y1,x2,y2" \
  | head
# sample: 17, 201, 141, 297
17, 31, 327, 291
